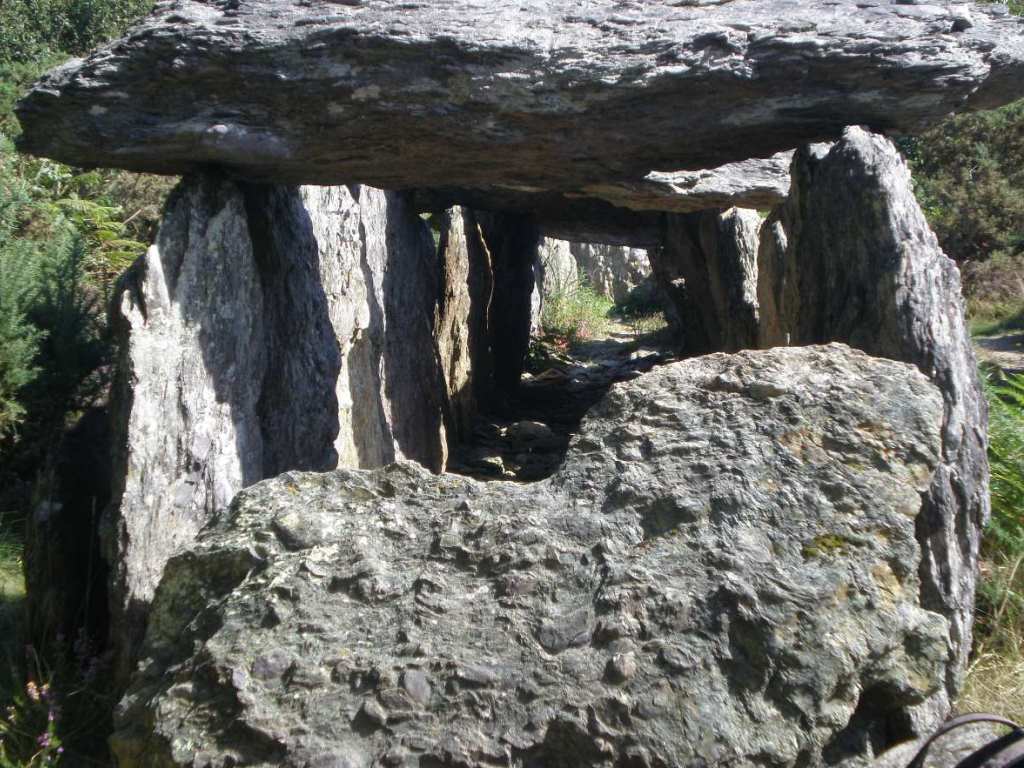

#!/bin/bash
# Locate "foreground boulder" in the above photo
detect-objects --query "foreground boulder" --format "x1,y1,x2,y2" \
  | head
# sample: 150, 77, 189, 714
113, 344, 950, 768
16, 1, 1024, 213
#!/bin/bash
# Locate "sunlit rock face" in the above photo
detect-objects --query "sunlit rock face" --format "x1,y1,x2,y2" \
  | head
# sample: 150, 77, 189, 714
652, 207, 761, 355
15, 0, 1024, 214
105, 179, 483, 682
756, 128, 990, 724
112, 344, 949, 768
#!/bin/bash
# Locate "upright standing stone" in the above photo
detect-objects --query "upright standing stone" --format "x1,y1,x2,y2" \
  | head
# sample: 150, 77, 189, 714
105, 176, 481, 682
531, 238, 579, 334
756, 127, 989, 726
653, 207, 761, 354
570, 242, 653, 305
476, 213, 541, 393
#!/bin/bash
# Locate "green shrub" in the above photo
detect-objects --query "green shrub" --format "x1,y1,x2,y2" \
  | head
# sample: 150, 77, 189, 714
541, 283, 614, 344
0, 2, 157, 764
984, 372, 1024, 554
904, 99, 1024, 266
0, 138, 110, 452
0, 165, 44, 440
611, 290, 667, 338
0, 0, 153, 64
900, 0, 1024, 326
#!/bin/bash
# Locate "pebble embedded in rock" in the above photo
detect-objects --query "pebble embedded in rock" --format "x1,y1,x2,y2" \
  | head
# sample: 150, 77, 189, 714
606, 652, 638, 683
400, 670, 432, 705
251, 648, 294, 681
359, 699, 388, 727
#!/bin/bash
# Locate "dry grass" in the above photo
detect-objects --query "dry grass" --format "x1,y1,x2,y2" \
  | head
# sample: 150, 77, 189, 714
959, 553, 1024, 721
960, 654, 1024, 722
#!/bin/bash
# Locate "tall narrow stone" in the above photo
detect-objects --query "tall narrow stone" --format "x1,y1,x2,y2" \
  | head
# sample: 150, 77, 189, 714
652, 207, 761, 355
756, 127, 988, 729
106, 177, 266, 681
476, 213, 541, 393
104, 176, 478, 682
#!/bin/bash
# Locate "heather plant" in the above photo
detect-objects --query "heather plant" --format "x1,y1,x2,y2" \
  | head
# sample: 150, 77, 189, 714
0, 675, 64, 768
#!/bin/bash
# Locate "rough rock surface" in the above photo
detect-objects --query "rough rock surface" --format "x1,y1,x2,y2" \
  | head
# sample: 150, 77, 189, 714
17, 1, 1024, 208
570, 242, 653, 305
582, 152, 793, 215
755, 127, 989, 723
476, 213, 541, 393
873, 724, 1012, 768
106, 175, 479, 680
654, 207, 761, 355
113, 344, 952, 768
412, 152, 792, 240
449, 330, 671, 483
435, 209, 485, 447
535, 238, 579, 298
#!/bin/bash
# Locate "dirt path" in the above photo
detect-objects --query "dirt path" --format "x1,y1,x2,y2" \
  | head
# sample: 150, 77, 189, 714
975, 332, 1024, 374
448, 321, 674, 482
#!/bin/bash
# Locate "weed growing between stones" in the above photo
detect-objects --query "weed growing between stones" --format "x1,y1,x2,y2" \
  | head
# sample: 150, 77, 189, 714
0, 631, 114, 766
960, 371, 1024, 721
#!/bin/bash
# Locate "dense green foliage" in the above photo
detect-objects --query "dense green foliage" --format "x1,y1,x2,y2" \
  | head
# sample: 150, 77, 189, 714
0, 141, 110, 449
986, 374, 1024, 554
959, 371, 1024, 720
902, 99, 1024, 327
902, 1, 1024, 326
905, 100, 1024, 267
0, 0, 168, 486
540, 283, 615, 344
0, 5, 164, 760
0, 0, 151, 64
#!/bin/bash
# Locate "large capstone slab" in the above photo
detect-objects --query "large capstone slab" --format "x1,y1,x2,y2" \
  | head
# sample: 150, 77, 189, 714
113, 344, 949, 768
16, 0, 1024, 212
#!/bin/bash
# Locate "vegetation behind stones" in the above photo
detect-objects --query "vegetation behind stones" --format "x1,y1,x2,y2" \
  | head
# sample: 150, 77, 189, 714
959, 372, 1024, 721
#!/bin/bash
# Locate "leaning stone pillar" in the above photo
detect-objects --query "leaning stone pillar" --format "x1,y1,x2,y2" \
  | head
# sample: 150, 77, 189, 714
756, 127, 988, 732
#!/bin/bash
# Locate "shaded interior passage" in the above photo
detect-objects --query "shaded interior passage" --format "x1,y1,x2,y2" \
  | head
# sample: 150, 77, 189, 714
448, 320, 674, 482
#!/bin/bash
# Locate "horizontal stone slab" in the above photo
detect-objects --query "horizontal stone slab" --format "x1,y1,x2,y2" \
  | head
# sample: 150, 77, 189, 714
16, 0, 1024, 206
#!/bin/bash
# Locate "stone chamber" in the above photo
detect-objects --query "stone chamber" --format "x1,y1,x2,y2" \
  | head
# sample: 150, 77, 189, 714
13, 1, 1024, 766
